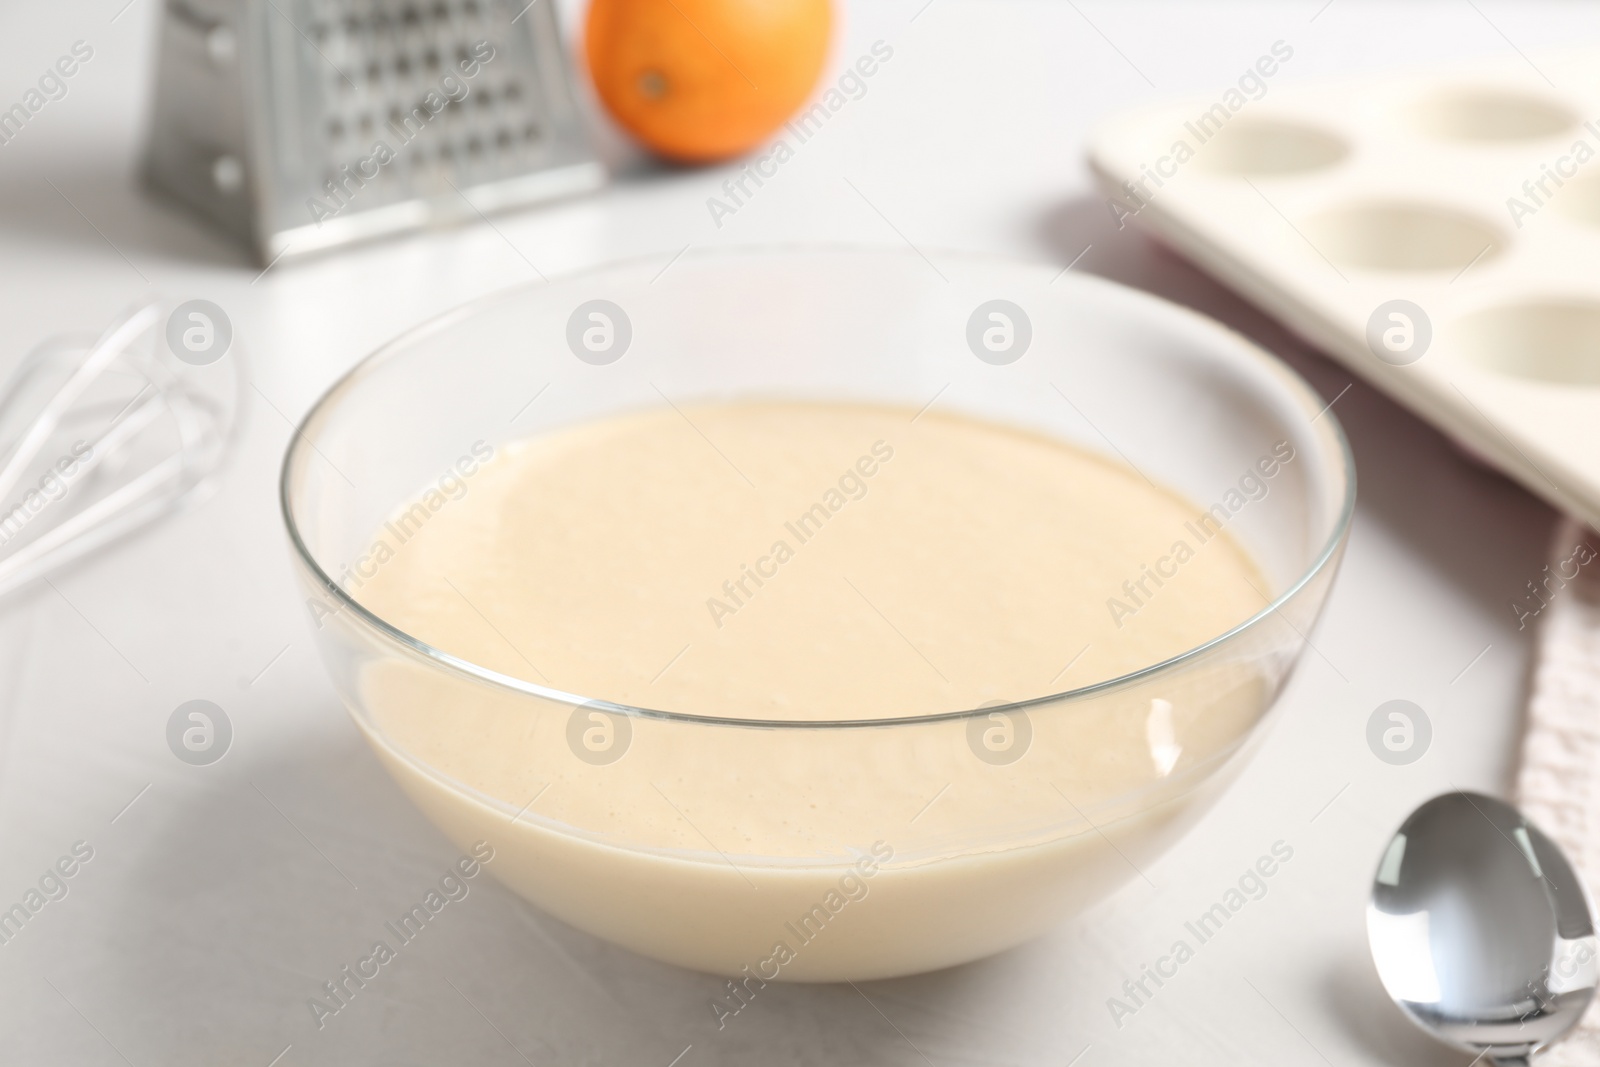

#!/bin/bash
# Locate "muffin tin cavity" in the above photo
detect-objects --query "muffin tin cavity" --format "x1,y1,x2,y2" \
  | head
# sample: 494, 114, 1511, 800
1302, 202, 1506, 273
1451, 301, 1600, 385
1411, 89, 1578, 142
1194, 119, 1349, 176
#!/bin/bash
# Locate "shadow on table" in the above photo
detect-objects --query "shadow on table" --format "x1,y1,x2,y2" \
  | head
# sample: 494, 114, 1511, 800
0, 149, 252, 274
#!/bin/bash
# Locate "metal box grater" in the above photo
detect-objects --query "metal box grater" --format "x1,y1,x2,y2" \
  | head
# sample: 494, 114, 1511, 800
143, 0, 605, 264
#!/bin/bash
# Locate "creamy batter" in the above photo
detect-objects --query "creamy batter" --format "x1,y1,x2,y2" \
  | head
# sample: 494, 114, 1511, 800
357, 402, 1267, 718
347, 401, 1278, 979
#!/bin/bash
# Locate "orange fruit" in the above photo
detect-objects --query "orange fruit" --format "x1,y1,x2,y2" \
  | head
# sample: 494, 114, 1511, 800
585, 0, 832, 163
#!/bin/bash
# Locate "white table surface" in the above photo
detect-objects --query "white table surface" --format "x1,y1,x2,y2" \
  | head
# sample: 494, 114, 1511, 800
0, 1, 1592, 1064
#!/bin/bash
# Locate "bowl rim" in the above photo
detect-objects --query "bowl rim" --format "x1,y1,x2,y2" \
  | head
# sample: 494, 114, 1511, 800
280, 242, 1357, 730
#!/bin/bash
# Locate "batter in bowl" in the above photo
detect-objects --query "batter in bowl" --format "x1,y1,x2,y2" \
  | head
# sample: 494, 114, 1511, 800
349, 401, 1283, 978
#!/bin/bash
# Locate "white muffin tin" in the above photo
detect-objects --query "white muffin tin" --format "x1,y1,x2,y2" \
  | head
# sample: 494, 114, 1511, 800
1088, 49, 1600, 528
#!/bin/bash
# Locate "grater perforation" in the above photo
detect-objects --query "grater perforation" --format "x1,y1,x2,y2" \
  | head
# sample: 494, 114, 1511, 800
144, 0, 604, 263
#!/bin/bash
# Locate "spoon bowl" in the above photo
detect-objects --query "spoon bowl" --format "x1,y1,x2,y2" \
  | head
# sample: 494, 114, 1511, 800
1368, 791, 1597, 1064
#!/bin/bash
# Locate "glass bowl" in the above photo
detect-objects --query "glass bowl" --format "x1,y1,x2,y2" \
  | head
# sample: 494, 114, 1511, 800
280, 246, 1354, 982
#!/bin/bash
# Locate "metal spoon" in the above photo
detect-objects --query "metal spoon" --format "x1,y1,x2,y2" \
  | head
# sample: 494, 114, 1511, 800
1367, 791, 1597, 1065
